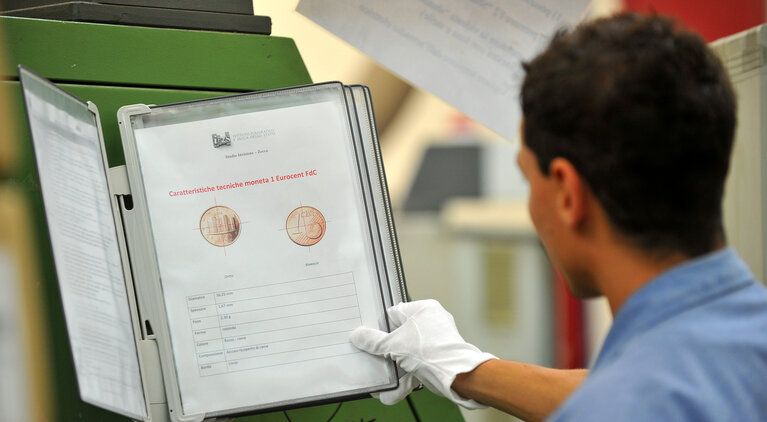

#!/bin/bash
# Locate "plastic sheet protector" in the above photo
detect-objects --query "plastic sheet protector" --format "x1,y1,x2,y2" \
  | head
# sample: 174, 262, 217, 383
123, 83, 399, 416
18, 67, 147, 420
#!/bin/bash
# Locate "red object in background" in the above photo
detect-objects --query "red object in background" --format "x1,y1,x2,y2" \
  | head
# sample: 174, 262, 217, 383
449, 112, 475, 136
624, 0, 764, 42
553, 266, 585, 369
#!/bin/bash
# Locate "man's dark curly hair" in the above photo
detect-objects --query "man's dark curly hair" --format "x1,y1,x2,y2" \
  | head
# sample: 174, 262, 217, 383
521, 13, 737, 258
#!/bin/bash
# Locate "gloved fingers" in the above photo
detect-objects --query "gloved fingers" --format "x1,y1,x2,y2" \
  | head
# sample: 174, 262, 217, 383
386, 304, 410, 327
387, 299, 434, 326
388, 299, 449, 326
374, 373, 420, 405
349, 326, 391, 356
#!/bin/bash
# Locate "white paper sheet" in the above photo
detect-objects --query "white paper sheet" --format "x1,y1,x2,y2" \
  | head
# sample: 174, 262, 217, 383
297, 0, 590, 140
21, 75, 146, 419
133, 98, 394, 415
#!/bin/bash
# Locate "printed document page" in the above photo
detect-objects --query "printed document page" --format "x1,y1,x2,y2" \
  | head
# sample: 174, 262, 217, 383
297, 0, 590, 140
133, 98, 394, 415
21, 76, 146, 419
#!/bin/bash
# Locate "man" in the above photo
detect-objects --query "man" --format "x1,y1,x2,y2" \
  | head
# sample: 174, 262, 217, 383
350, 13, 767, 421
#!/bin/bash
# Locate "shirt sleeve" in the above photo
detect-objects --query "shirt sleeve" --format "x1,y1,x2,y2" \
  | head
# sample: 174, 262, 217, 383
547, 365, 709, 422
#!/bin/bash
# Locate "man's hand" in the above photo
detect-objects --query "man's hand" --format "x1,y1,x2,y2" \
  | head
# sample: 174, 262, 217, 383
350, 299, 496, 408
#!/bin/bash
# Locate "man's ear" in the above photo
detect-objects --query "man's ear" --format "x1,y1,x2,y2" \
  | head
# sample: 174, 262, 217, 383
549, 158, 587, 228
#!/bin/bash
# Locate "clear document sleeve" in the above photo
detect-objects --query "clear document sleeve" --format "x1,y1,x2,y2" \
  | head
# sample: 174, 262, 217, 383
122, 83, 399, 417
345, 85, 407, 307
19, 67, 147, 420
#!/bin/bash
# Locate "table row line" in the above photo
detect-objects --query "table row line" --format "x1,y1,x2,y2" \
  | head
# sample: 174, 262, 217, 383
187, 272, 354, 307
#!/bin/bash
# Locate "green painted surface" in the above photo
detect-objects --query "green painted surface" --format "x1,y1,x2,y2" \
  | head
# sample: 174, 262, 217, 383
250, 397, 418, 422
409, 389, 467, 421
0, 16, 311, 91
248, 391, 466, 422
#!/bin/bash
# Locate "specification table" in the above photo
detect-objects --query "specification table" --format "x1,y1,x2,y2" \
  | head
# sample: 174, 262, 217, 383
186, 273, 363, 376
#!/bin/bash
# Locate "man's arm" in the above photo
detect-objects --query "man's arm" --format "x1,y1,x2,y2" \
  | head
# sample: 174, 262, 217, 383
350, 300, 587, 420
453, 359, 587, 422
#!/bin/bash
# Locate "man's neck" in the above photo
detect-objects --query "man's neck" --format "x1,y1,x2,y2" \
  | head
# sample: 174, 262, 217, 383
593, 244, 691, 315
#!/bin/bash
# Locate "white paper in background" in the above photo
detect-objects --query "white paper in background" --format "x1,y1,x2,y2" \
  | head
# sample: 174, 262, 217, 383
0, 249, 28, 422
21, 78, 146, 419
297, 0, 591, 140
133, 100, 393, 415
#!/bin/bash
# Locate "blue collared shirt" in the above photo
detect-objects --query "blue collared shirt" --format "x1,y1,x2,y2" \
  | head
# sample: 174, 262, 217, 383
549, 247, 767, 421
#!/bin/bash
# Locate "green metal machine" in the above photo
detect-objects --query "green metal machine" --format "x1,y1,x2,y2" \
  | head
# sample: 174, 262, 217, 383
0, 16, 463, 422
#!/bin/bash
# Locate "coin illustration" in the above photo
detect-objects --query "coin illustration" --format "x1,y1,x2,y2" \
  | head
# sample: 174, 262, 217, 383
199, 206, 241, 247
286, 206, 326, 246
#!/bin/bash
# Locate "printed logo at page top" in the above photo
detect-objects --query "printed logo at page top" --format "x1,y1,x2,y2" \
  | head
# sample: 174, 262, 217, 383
212, 132, 232, 148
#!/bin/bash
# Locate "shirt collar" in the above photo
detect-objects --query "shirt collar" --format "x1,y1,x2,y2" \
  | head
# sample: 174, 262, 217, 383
592, 247, 754, 370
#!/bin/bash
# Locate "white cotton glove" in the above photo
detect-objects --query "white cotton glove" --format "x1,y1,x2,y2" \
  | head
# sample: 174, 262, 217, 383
350, 299, 497, 409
